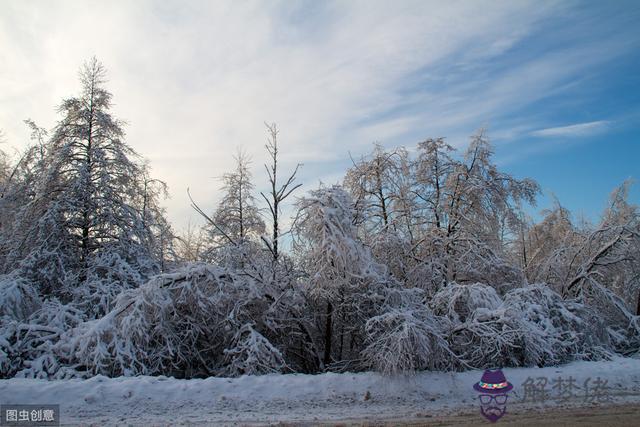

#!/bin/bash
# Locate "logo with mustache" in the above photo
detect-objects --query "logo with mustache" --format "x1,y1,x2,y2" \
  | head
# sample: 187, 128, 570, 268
473, 369, 513, 422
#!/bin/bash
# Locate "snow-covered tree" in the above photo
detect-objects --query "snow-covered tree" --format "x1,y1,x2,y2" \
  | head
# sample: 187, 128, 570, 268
344, 144, 407, 234
4, 58, 168, 316
214, 151, 265, 242
9, 264, 285, 379
293, 185, 390, 369
520, 200, 582, 289
0, 121, 49, 272
3, 83, 640, 381
198, 151, 266, 268
436, 131, 538, 285
414, 137, 456, 231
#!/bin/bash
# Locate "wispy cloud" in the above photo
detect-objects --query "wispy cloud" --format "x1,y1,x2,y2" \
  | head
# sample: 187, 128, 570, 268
530, 121, 610, 137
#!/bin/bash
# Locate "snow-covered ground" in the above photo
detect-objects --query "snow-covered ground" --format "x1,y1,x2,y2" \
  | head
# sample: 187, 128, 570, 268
2, 357, 640, 426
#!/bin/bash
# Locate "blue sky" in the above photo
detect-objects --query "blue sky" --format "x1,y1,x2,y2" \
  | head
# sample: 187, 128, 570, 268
1, 0, 638, 229
493, 3, 640, 223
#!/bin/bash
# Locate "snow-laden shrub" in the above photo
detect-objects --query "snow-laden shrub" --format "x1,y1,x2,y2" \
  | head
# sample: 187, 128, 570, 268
45, 264, 279, 378
430, 283, 502, 323
222, 323, 286, 376
0, 274, 42, 321
449, 305, 543, 369
502, 284, 612, 363
444, 283, 613, 369
293, 186, 394, 368
3, 301, 85, 379
361, 286, 457, 375
580, 277, 640, 354
0, 317, 20, 377
362, 307, 452, 375
55, 302, 162, 378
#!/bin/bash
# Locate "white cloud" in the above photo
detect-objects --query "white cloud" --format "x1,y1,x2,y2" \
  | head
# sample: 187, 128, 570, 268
530, 121, 610, 137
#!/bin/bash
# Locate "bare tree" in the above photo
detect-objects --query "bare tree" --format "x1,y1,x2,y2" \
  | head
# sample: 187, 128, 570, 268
260, 123, 301, 262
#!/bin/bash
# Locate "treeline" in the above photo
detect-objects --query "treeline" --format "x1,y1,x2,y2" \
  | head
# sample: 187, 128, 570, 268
0, 59, 638, 379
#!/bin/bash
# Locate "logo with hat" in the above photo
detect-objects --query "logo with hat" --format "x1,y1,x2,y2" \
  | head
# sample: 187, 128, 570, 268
473, 368, 513, 422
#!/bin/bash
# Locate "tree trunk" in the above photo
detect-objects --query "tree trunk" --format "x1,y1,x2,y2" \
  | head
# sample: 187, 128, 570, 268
79, 81, 96, 282
323, 301, 333, 366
